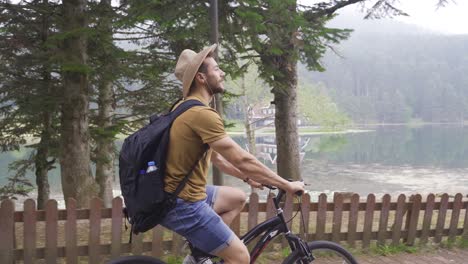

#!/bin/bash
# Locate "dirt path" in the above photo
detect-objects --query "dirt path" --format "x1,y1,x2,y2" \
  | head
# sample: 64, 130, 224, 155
266, 248, 468, 264
356, 248, 468, 264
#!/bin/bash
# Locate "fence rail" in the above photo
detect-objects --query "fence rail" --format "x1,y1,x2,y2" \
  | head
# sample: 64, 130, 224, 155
1, 192, 468, 263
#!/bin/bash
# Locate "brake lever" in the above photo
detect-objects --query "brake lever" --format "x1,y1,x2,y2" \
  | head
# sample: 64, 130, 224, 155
262, 184, 277, 190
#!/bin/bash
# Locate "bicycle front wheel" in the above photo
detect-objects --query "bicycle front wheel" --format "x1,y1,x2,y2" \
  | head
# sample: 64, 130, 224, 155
283, 240, 357, 264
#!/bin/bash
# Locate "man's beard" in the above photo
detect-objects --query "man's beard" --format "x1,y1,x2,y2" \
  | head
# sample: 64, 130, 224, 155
207, 78, 224, 94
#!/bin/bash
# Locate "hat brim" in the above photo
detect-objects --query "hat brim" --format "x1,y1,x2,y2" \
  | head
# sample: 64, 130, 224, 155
182, 44, 217, 98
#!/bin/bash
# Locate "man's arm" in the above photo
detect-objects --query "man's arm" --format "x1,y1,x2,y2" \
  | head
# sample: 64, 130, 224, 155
209, 137, 304, 194
211, 151, 263, 188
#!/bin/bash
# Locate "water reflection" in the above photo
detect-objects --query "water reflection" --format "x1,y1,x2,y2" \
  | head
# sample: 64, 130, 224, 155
234, 125, 468, 168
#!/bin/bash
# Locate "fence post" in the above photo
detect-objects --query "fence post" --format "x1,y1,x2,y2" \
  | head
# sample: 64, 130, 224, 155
266, 193, 276, 220
406, 194, 421, 246
89, 198, 103, 264
299, 193, 310, 240
282, 193, 294, 247
315, 193, 327, 241
420, 194, 435, 245
111, 197, 123, 259
332, 193, 343, 243
0, 199, 15, 264
378, 194, 391, 246
248, 193, 259, 231
435, 194, 449, 243
23, 199, 37, 264
391, 194, 406, 246
362, 194, 376, 250
171, 233, 183, 257
152, 226, 164, 258
132, 233, 144, 256
463, 197, 468, 241
403, 194, 415, 240
45, 199, 58, 263
347, 194, 359, 248
65, 198, 78, 264
448, 193, 463, 242
230, 214, 241, 236
299, 193, 311, 240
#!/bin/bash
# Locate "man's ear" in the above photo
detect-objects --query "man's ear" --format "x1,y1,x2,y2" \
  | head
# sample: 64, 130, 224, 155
195, 72, 206, 84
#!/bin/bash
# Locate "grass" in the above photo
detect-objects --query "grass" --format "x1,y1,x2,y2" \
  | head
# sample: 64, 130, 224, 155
371, 244, 418, 256
459, 238, 468, 248
164, 255, 184, 264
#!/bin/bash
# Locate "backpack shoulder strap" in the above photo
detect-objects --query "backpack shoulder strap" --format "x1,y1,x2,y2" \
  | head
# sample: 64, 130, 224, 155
169, 99, 205, 118
164, 99, 208, 199
149, 99, 204, 124
171, 144, 209, 198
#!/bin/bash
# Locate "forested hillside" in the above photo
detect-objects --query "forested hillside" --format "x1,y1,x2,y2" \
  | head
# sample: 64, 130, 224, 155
300, 14, 468, 124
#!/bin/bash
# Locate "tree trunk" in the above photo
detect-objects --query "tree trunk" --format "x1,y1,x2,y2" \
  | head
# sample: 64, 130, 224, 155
95, 80, 115, 207
35, 0, 52, 210
94, 0, 115, 207
242, 76, 257, 193
242, 76, 256, 157
95, 76, 114, 207
60, 0, 98, 208
35, 112, 52, 210
267, 1, 301, 181
210, 0, 224, 186
272, 58, 301, 181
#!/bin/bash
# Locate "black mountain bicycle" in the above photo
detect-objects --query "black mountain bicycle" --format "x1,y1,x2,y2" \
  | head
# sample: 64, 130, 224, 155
109, 185, 358, 264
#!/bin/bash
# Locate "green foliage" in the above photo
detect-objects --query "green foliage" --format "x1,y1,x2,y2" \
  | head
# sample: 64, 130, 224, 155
372, 244, 418, 256
0, 0, 61, 195
281, 247, 291, 258
459, 238, 468, 248
304, 22, 468, 123
297, 82, 351, 129
316, 135, 348, 153
164, 255, 183, 264
61, 63, 93, 74
0, 177, 33, 200
224, 63, 273, 121
0, 157, 34, 200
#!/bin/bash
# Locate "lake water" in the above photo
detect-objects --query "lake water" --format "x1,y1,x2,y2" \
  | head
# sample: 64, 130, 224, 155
1, 124, 468, 207
229, 124, 468, 199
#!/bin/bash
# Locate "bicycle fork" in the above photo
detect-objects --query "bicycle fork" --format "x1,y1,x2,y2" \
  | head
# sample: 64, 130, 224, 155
285, 233, 314, 263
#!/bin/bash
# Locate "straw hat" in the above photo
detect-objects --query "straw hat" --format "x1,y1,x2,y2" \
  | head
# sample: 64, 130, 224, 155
174, 44, 218, 98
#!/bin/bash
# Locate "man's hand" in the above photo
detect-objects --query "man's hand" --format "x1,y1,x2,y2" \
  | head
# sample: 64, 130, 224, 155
286, 181, 305, 195
247, 179, 264, 190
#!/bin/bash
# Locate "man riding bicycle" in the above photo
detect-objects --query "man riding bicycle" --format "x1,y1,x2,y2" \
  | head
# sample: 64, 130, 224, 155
161, 44, 305, 264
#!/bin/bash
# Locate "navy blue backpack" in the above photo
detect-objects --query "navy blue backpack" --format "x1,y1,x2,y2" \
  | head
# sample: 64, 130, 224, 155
119, 100, 207, 235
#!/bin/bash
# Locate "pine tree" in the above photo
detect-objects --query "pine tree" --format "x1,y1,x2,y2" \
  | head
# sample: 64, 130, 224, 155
0, 0, 61, 209
59, 0, 98, 207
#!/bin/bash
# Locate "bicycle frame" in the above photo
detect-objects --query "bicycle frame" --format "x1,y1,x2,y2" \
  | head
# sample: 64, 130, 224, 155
238, 189, 313, 263
240, 215, 285, 262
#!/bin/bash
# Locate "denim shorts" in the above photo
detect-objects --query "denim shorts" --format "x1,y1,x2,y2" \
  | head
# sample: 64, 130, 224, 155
160, 185, 235, 254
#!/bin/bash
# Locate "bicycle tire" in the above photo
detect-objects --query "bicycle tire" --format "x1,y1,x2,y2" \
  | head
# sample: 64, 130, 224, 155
282, 240, 358, 264
106, 255, 166, 264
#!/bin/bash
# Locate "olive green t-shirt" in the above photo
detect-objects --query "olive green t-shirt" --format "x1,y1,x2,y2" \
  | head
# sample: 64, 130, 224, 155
164, 94, 227, 202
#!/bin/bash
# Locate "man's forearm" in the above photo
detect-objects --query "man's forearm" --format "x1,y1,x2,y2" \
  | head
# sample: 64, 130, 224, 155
212, 153, 247, 180
235, 154, 290, 191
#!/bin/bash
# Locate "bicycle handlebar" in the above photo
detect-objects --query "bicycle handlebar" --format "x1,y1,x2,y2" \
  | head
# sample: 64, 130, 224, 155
262, 180, 307, 197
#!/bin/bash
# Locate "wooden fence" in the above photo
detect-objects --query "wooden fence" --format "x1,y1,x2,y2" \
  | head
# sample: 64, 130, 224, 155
1, 192, 468, 263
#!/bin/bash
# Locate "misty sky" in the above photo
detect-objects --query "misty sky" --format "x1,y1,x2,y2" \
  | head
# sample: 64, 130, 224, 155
299, 0, 468, 35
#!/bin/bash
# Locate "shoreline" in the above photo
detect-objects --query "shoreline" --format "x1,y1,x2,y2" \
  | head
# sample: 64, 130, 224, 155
227, 128, 374, 136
